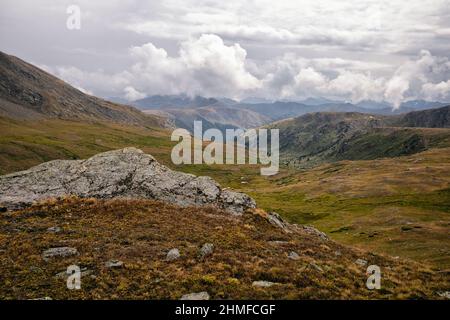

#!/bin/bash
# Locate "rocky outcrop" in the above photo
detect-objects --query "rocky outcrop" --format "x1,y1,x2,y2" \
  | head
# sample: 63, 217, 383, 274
0, 148, 256, 214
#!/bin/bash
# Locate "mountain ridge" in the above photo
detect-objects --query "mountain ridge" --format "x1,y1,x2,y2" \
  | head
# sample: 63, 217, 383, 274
271, 107, 450, 168
0, 51, 166, 127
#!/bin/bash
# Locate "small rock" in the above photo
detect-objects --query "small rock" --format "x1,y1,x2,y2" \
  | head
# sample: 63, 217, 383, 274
267, 212, 291, 233
288, 251, 300, 260
166, 248, 180, 261
268, 240, 289, 246
300, 225, 329, 241
252, 281, 275, 288
355, 258, 368, 266
105, 260, 124, 268
42, 247, 78, 261
199, 243, 214, 259
180, 292, 210, 300
29, 266, 43, 273
31, 297, 52, 300
47, 226, 62, 233
309, 262, 323, 272
334, 250, 342, 256
438, 291, 450, 299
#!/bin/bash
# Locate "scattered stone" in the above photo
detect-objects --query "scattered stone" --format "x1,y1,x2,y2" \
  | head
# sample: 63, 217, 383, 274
438, 291, 450, 299
29, 266, 43, 273
166, 248, 181, 261
180, 292, 210, 300
288, 251, 300, 260
309, 262, 323, 272
355, 258, 368, 266
252, 281, 275, 288
268, 240, 289, 246
334, 250, 342, 257
0, 148, 256, 214
105, 260, 124, 268
300, 225, 329, 241
42, 247, 78, 261
199, 243, 214, 259
267, 212, 291, 233
47, 226, 62, 233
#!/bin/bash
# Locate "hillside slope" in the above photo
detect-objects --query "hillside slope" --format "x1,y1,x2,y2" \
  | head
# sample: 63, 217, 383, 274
1, 197, 448, 299
133, 95, 219, 110
390, 105, 450, 128
0, 51, 165, 127
271, 112, 450, 168
145, 106, 271, 132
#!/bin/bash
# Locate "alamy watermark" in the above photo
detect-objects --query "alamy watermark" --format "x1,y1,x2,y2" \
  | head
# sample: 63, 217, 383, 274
171, 121, 279, 176
66, 264, 81, 290
366, 265, 381, 290
66, 5, 81, 30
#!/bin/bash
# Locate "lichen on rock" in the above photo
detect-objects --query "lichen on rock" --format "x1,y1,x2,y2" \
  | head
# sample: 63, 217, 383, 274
0, 148, 256, 214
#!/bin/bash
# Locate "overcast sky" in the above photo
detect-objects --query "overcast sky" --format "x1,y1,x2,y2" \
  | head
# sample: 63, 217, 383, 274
1, 0, 450, 106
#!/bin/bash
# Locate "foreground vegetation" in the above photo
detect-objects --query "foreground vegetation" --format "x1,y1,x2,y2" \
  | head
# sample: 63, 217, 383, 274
0, 197, 448, 299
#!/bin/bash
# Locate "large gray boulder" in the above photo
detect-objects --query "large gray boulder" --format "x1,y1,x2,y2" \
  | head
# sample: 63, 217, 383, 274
0, 148, 256, 214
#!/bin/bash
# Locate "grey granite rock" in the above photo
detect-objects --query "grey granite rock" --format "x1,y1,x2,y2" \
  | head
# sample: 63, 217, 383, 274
0, 148, 256, 214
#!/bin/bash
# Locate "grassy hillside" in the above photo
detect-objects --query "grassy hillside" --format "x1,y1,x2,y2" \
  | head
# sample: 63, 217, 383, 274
178, 148, 450, 269
271, 112, 450, 168
0, 117, 173, 175
390, 105, 450, 128
1, 197, 447, 299
1, 117, 449, 270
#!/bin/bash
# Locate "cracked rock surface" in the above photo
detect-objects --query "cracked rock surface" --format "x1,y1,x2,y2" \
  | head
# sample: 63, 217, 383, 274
0, 147, 256, 214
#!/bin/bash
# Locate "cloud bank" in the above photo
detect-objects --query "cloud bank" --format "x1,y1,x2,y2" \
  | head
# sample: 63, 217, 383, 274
47, 35, 450, 108
3, 0, 448, 107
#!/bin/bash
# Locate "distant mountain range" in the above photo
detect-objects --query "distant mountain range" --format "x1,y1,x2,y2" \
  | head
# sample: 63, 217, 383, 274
128, 94, 449, 131
144, 106, 270, 133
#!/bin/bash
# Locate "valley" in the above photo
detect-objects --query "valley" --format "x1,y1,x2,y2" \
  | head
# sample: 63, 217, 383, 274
1, 115, 449, 270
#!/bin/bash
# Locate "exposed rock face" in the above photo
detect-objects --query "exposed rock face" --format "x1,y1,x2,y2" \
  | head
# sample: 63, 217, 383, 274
0, 148, 256, 214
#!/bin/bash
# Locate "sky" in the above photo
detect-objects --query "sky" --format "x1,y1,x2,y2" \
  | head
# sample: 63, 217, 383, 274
1, 0, 450, 107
